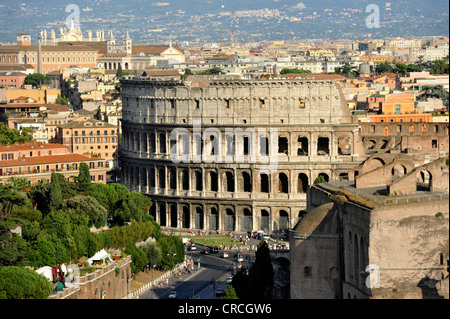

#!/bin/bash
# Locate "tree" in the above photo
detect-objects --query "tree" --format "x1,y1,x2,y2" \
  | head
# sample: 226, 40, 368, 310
55, 94, 69, 105
248, 239, 273, 299
125, 242, 148, 274
429, 59, 449, 75
0, 266, 53, 299
222, 284, 239, 299
280, 68, 311, 74
48, 173, 62, 210
141, 241, 162, 269
24, 73, 51, 87
76, 163, 91, 191
0, 123, 33, 145
0, 185, 31, 219
417, 85, 449, 107
116, 64, 124, 78
60, 195, 108, 228
393, 63, 408, 76
334, 62, 357, 78
157, 235, 185, 270
313, 175, 327, 185
375, 62, 394, 74
0, 221, 33, 266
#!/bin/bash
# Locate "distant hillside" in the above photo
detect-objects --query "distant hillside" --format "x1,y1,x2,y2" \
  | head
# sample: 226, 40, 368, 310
0, 0, 448, 44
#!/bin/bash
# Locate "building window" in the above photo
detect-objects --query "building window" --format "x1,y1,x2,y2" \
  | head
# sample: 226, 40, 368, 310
304, 266, 312, 277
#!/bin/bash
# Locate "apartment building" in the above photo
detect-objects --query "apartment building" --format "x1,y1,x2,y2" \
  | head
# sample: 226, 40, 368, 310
58, 119, 118, 169
381, 92, 416, 115
0, 152, 108, 184
0, 141, 107, 184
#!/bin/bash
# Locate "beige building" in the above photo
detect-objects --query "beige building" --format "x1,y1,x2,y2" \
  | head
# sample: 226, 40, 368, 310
58, 118, 118, 169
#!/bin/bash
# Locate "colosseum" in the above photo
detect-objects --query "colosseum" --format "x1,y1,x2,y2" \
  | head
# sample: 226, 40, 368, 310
119, 75, 368, 234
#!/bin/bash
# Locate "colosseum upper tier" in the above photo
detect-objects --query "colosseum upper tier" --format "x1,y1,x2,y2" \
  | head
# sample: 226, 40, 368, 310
119, 75, 367, 233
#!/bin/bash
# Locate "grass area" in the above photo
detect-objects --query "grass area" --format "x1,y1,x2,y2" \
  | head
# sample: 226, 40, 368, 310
188, 235, 245, 248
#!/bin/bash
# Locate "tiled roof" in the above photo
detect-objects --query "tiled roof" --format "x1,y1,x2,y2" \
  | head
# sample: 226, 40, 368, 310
0, 142, 65, 152
0, 153, 105, 168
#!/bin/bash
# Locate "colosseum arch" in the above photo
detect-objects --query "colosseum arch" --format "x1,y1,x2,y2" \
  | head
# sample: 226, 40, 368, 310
416, 170, 432, 191
223, 171, 235, 192
158, 167, 165, 189
223, 207, 236, 231
240, 207, 253, 232
297, 136, 309, 156
159, 202, 166, 227
297, 173, 309, 193
278, 209, 289, 231
209, 206, 219, 230
278, 173, 289, 194
169, 167, 177, 190
170, 203, 178, 228
182, 205, 190, 229
194, 206, 204, 229
149, 167, 155, 188
260, 172, 270, 193
337, 136, 351, 155
317, 137, 330, 156
208, 170, 218, 192
391, 164, 407, 182
260, 209, 270, 232
240, 171, 252, 193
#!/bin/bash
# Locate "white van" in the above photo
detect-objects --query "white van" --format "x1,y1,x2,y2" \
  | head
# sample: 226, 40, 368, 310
263, 233, 270, 241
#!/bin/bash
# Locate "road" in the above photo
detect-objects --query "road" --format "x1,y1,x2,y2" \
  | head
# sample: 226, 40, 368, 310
139, 248, 255, 300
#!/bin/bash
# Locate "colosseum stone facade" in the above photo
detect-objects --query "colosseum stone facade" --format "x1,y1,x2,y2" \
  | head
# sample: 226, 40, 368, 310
119, 75, 367, 234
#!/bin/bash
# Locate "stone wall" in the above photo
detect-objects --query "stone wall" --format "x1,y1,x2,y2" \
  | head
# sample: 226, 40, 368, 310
48, 256, 132, 299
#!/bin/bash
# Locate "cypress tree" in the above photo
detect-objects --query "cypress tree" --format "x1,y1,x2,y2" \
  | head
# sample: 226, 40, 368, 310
77, 163, 91, 191
48, 172, 62, 210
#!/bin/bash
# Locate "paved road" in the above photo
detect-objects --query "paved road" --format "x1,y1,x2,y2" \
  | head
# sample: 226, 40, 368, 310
139, 249, 254, 300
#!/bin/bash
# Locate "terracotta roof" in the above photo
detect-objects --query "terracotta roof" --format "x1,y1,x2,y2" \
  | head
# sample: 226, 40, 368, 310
0, 103, 41, 109
0, 103, 69, 112
141, 69, 180, 76
0, 44, 98, 52
0, 153, 105, 168
0, 142, 65, 152
0, 65, 33, 72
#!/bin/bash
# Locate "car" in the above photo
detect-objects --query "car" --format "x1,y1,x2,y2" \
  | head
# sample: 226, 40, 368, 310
188, 245, 197, 251
221, 252, 229, 258
226, 276, 233, 284
168, 290, 177, 299
201, 249, 210, 255
263, 233, 270, 241
215, 288, 224, 297
211, 246, 219, 253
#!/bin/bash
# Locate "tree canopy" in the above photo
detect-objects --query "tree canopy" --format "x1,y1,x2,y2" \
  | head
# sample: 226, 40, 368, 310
0, 123, 34, 146
280, 68, 311, 74
24, 73, 51, 87
0, 163, 190, 299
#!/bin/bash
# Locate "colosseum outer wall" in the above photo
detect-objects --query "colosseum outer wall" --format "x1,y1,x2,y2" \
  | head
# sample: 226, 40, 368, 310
119, 75, 367, 233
